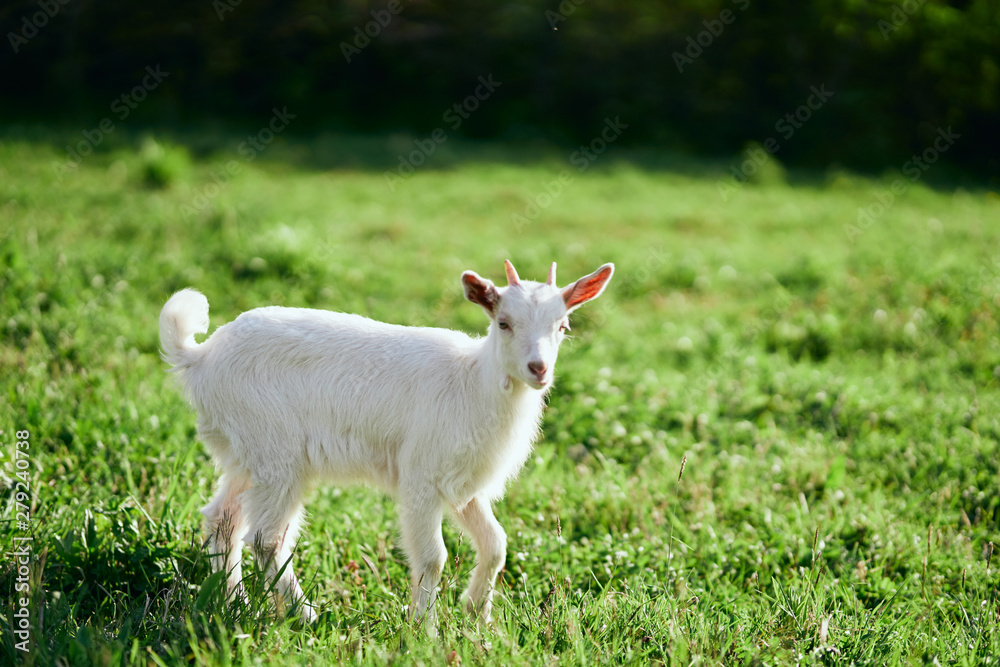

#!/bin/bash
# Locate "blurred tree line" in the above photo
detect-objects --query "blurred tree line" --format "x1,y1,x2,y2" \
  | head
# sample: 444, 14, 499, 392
1, 0, 997, 173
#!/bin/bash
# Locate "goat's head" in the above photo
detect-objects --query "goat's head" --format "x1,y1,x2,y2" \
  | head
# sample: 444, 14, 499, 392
462, 260, 614, 390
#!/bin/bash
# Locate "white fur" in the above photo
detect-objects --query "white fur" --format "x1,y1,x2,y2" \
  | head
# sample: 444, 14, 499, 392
159, 260, 613, 628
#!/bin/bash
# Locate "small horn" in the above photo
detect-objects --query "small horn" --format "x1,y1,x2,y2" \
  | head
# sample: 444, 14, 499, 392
546, 262, 557, 287
504, 259, 521, 286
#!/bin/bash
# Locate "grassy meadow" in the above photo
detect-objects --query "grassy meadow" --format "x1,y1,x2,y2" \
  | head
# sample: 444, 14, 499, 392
1, 126, 999, 665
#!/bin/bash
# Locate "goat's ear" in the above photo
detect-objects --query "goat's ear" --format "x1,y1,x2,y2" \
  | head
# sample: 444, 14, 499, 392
562, 263, 615, 312
462, 271, 499, 315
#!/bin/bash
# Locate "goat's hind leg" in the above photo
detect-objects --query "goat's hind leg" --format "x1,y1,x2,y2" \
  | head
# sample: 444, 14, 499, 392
244, 481, 316, 622
201, 471, 252, 601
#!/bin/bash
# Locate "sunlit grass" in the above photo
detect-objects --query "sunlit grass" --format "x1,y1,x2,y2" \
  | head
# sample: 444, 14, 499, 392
1, 127, 999, 664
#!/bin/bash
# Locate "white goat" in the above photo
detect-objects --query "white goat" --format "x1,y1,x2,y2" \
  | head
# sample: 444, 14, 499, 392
159, 259, 614, 627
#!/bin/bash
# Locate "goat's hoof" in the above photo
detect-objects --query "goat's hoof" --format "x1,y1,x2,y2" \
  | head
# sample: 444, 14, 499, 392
463, 592, 494, 624
227, 583, 250, 607
296, 603, 318, 624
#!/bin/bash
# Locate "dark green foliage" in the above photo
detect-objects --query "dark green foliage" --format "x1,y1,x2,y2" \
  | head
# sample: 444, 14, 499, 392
0, 0, 998, 171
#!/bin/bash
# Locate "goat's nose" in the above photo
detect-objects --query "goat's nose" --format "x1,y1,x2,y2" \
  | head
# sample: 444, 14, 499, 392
527, 361, 548, 378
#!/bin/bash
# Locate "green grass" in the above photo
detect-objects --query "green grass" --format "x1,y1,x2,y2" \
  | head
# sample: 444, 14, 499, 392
1, 125, 999, 665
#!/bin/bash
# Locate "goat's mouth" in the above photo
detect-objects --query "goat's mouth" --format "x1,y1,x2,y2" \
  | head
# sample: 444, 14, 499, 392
527, 377, 549, 390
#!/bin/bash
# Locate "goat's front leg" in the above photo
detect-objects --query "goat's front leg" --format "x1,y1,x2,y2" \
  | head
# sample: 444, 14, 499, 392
399, 488, 447, 635
453, 496, 506, 623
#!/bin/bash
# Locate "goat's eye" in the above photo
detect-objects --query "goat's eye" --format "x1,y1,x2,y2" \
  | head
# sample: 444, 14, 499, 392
498, 320, 511, 331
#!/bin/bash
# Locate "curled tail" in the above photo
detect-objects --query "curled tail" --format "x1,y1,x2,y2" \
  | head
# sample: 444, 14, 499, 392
159, 288, 210, 368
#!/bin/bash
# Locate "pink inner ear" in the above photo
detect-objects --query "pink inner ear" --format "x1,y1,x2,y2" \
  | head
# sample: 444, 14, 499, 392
463, 272, 497, 313
564, 265, 613, 309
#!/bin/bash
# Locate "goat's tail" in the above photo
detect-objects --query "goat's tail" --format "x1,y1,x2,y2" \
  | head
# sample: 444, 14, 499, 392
159, 288, 210, 368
